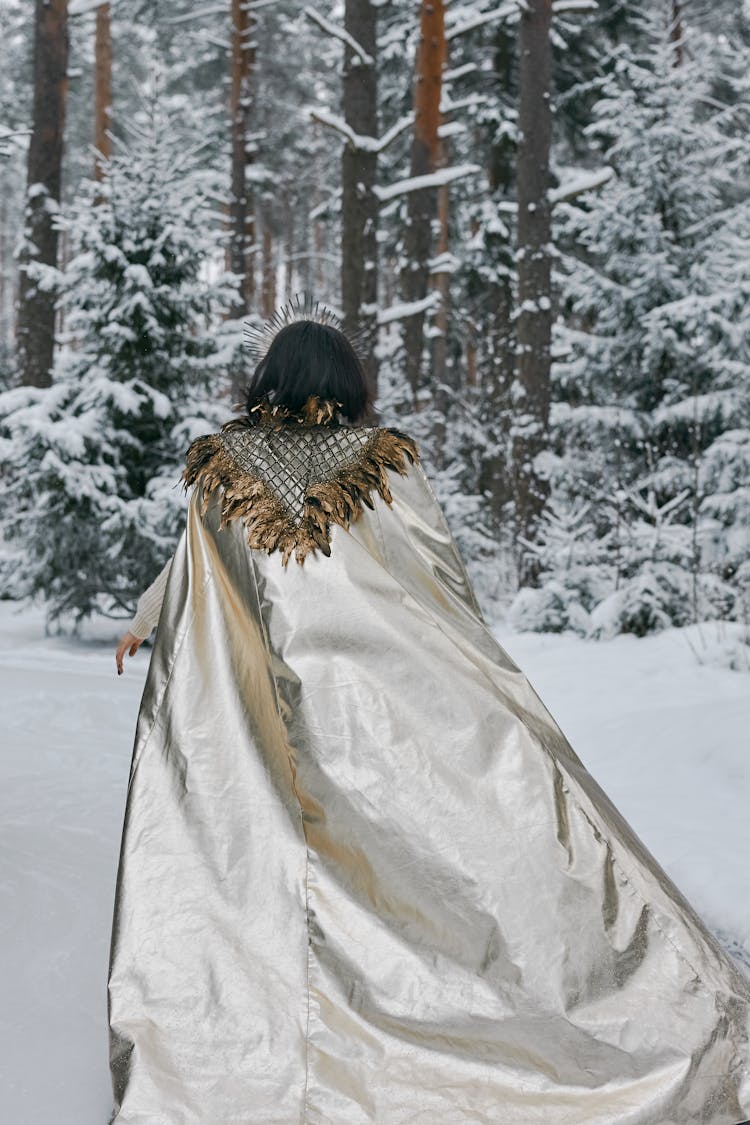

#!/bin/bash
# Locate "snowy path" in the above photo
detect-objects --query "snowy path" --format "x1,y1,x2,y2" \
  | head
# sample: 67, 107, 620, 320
0, 601, 748, 1123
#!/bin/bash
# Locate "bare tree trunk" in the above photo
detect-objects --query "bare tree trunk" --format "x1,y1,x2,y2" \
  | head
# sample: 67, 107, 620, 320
230, 0, 256, 310
400, 0, 445, 404
341, 0, 379, 412
285, 192, 294, 296
229, 0, 256, 398
513, 0, 553, 586
16, 0, 69, 389
429, 45, 451, 465
261, 222, 275, 317
382, 257, 394, 309
94, 2, 111, 180
431, 173, 450, 386
479, 21, 518, 533
670, 0, 683, 67
431, 17, 450, 396
478, 281, 515, 530
465, 325, 477, 388
0, 167, 8, 347
314, 214, 325, 293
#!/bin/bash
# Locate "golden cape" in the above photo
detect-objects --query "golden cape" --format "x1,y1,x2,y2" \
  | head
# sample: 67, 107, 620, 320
107, 417, 750, 1124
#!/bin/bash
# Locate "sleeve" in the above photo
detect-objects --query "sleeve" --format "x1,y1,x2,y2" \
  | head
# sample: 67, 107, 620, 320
128, 556, 173, 640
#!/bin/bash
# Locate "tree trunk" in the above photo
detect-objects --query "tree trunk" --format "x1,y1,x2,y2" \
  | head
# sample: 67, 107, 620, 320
431, 169, 450, 388
513, 0, 553, 586
16, 0, 69, 389
401, 0, 445, 404
670, 0, 683, 68
229, 0, 256, 398
431, 26, 451, 396
429, 46, 451, 467
285, 191, 294, 296
314, 214, 325, 293
261, 222, 275, 317
478, 280, 515, 532
480, 21, 518, 534
230, 0, 256, 312
94, 2, 111, 179
0, 168, 9, 347
341, 0, 379, 413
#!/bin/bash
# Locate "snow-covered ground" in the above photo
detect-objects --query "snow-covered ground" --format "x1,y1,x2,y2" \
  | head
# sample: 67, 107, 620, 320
1, 599, 748, 1124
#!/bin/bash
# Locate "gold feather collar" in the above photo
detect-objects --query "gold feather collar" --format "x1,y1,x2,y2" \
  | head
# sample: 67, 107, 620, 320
181, 399, 419, 566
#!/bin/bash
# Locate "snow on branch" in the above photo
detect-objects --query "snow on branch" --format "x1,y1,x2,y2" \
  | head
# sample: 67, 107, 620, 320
0, 129, 30, 157
310, 189, 341, 220
158, 3, 229, 22
308, 108, 414, 154
378, 293, 440, 325
161, 4, 228, 23
373, 164, 481, 202
549, 166, 613, 204
303, 6, 374, 66
69, 0, 114, 14
440, 93, 491, 115
429, 251, 460, 276
378, 114, 416, 151
438, 121, 466, 139
446, 2, 517, 40
443, 62, 478, 83
553, 1, 598, 13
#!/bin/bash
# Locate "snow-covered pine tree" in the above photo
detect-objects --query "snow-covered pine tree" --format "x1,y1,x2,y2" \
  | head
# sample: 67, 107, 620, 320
513, 8, 750, 637
0, 99, 238, 629
691, 18, 750, 633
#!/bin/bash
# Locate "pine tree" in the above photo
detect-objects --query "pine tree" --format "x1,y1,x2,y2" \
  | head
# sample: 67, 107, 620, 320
16, 0, 69, 389
513, 11, 750, 636
0, 100, 238, 629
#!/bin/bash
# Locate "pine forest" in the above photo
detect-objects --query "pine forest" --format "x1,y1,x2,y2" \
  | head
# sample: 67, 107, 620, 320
0, 0, 748, 652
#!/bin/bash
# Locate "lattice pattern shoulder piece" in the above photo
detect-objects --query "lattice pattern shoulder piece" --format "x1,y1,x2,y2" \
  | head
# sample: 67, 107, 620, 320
181, 424, 419, 566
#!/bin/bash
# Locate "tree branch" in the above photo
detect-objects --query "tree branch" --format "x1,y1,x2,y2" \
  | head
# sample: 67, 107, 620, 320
308, 108, 414, 154
303, 6, 374, 66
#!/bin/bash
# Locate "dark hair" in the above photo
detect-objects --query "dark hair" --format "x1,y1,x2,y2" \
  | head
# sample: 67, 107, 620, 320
240, 320, 371, 424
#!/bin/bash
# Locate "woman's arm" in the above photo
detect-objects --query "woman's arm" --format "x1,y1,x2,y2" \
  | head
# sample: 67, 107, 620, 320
115, 556, 173, 675
129, 556, 173, 639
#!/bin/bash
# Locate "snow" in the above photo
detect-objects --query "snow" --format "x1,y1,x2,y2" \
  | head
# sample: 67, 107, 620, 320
373, 164, 481, 203
377, 292, 440, 323
519, 296, 552, 313
69, 0, 117, 14
437, 121, 467, 139
303, 6, 374, 66
553, 0, 599, 12
428, 251, 460, 275
161, 4, 228, 24
1, 600, 748, 1122
439, 93, 490, 114
445, 2, 518, 40
307, 108, 413, 154
549, 165, 614, 203
443, 62, 477, 83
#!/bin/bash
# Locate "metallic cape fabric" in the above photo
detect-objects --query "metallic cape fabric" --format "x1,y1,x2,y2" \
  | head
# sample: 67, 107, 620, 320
107, 462, 750, 1125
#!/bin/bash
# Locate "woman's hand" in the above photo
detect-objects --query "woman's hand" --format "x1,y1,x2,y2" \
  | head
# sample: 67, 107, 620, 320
115, 631, 145, 676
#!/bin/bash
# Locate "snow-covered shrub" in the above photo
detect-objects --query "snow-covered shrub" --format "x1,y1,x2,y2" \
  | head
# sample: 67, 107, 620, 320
508, 497, 608, 634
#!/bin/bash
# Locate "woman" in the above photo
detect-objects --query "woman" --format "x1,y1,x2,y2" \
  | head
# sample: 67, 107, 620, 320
108, 297, 750, 1124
